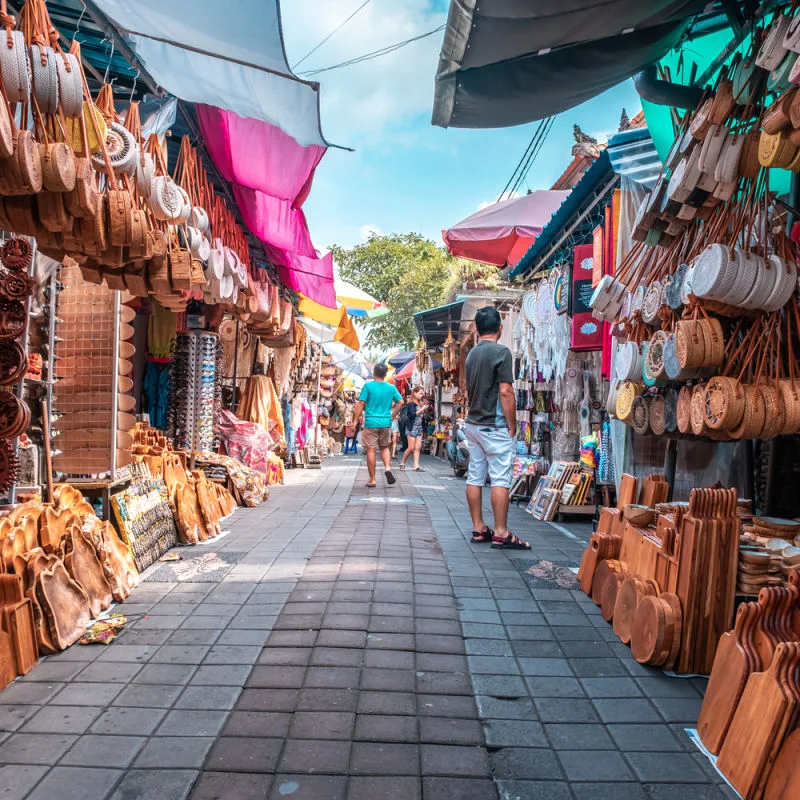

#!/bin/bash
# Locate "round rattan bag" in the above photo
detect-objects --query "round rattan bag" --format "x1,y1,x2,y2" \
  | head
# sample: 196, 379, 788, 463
631, 395, 650, 435
676, 385, 693, 433
616, 381, 641, 423
703, 377, 745, 431
664, 388, 678, 433
690, 383, 709, 436
649, 394, 667, 435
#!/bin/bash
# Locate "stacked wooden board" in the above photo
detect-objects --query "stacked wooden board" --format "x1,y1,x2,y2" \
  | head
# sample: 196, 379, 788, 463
697, 572, 800, 800
578, 479, 739, 674
53, 264, 135, 477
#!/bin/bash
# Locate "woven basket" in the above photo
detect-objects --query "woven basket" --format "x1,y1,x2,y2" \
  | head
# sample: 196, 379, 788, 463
40, 143, 77, 193
677, 385, 693, 433
649, 395, 667, 435
4, 196, 38, 236
690, 383, 708, 436
37, 191, 73, 233
616, 381, 640, 423
108, 189, 135, 247
676, 320, 706, 368
701, 318, 725, 367
631, 395, 650, 435
0, 130, 43, 195
168, 249, 192, 291
64, 158, 98, 219
759, 385, 785, 439
704, 377, 745, 431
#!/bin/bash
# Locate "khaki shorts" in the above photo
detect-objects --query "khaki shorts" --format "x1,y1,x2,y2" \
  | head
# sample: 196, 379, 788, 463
362, 427, 392, 449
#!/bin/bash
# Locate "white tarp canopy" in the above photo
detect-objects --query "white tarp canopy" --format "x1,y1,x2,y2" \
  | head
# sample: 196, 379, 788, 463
298, 318, 369, 378
93, 0, 327, 147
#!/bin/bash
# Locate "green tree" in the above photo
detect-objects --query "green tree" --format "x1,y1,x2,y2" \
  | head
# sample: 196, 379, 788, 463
330, 233, 494, 350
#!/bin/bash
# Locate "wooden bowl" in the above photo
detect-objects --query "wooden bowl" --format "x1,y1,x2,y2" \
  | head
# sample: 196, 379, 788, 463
624, 504, 656, 527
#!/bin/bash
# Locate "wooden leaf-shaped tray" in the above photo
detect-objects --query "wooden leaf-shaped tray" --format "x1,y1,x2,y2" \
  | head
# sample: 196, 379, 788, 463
24, 551, 60, 654
40, 506, 80, 554
35, 561, 90, 651
63, 527, 112, 618
86, 520, 138, 602
175, 484, 206, 544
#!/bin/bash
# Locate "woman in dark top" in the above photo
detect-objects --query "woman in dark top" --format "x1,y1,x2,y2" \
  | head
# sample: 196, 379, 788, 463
400, 386, 428, 471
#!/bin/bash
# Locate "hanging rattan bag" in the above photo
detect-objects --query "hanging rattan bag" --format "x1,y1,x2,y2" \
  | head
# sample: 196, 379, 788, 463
703, 377, 746, 431
30, 44, 58, 115
0, 129, 42, 195
631, 395, 650, 435
615, 381, 640, 423
92, 122, 138, 177
64, 155, 98, 218
37, 190, 73, 233
0, 29, 30, 104
690, 383, 709, 436
107, 187, 135, 247
168, 243, 192, 291
40, 141, 76, 192
649, 394, 666, 436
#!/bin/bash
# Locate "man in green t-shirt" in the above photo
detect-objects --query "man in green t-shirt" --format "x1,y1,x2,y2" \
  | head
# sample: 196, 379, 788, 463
355, 363, 404, 488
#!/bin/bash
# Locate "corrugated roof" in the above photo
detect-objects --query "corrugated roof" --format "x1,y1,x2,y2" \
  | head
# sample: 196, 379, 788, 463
606, 127, 662, 190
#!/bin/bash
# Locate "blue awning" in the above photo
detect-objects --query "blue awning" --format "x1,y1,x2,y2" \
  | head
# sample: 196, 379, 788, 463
413, 301, 464, 348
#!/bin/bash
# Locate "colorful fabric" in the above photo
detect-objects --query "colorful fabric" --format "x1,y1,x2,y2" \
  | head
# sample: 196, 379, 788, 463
194, 451, 270, 506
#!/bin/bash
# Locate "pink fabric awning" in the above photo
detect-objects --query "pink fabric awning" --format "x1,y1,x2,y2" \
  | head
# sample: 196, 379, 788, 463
443, 190, 568, 266
197, 106, 335, 307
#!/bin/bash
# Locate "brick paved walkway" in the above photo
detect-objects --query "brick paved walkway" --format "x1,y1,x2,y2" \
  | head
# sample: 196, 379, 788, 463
0, 456, 736, 799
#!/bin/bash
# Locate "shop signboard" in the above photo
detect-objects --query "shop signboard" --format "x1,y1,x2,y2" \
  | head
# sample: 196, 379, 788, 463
571, 244, 603, 351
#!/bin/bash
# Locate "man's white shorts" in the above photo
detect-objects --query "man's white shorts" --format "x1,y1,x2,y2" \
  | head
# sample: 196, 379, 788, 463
464, 423, 515, 489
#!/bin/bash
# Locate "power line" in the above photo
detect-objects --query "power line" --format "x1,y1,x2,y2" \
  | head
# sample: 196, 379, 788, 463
497, 116, 555, 202
292, 0, 373, 70
300, 25, 446, 76
510, 116, 555, 197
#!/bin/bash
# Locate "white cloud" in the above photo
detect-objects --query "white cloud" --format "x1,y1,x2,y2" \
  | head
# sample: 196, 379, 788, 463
476, 190, 520, 212
359, 223, 382, 241
279, 1, 447, 143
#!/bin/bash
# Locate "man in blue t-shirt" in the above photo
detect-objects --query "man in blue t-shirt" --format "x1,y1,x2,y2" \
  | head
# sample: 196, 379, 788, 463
355, 363, 404, 488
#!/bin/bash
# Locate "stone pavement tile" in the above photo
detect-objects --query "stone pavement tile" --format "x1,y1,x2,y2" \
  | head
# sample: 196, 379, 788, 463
0, 764, 49, 800
369, 615, 414, 634
204, 736, 283, 773
470, 673, 528, 696
310, 648, 365, 667
0, 732, 77, 764
348, 776, 421, 800
25, 766, 122, 800
135, 736, 214, 769
113, 683, 183, 708
490, 746, 564, 781
0, 681, 64, 705
534, 697, 599, 724
475, 695, 536, 721
642, 784, 730, 800
357, 690, 416, 716
559, 639, 616, 659
132, 664, 197, 685
569, 658, 630, 678
419, 717, 484, 745
360, 667, 416, 692
650, 696, 704, 723
518, 657, 574, 677
18, 659, 84, 683
192, 665, 252, 686
625, 752, 710, 783
237, 688, 299, 712
350, 742, 420, 775
365, 632, 416, 650
416, 671, 473, 696
418, 694, 478, 719
266, 630, 317, 648
91, 707, 167, 736
363, 649, 415, 669
557, 750, 634, 782
60, 734, 145, 767
247, 665, 307, 689
0, 704, 38, 732
215, 629, 270, 647
572, 783, 648, 800
109, 768, 198, 800
289, 711, 355, 740
592, 698, 662, 724
175, 686, 241, 711
21, 704, 102, 734
158, 710, 228, 737
415, 618, 462, 636
544, 723, 615, 750
607, 723, 685, 752
296, 688, 357, 712
483, 719, 547, 748
304, 666, 361, 689
416, 653, 468, 672
258, 647, 313, 666
167, 630, 221, 646
421, 777, 496, 800
354, 714, 418, 743
580, 677, 643, 698
50, 681, 123, 706
269, 775, 346, 800
190, 771, 272, 800
203, 645, 263, 665
278, 738, 351, 774
505, 625, 556, 641
223, 711, 291, 738
467, 654, 520, 674
316, 630, 368, 648
421, 744, 490, 778
466, 639, 514, 656
525, 676, 586, 698
76, 661, 143, 683
495, 780, 571, 800
413, 635, 465, 655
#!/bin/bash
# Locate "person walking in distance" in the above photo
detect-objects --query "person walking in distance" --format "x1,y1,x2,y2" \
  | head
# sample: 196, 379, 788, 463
464, 306, 531, 549
354, 363, 403, 488
400, 385, 429, 472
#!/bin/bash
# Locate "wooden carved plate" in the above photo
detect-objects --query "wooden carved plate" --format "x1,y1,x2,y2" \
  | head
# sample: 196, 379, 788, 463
40, 506, 80, 554
62, 526, 112, 618
35, 561, 91, 650
24, 550, 59, 654
86, 520, 138, 602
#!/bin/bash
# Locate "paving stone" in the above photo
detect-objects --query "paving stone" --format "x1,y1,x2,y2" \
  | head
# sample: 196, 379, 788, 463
366, 632, 416, 650
544, 723, 615, 750
50, 681, 123, 706
416, 671, 473, 695
525, 676, 586, 698
360, 667, 416, 692
569, 658, 630, 678
354, 714, 418, 743
204, 736, 283, 773
475, 695, 536, 721
269, 775, 346, 800
77, 662, 143, 683
533, 697, 599, 723
0, 732, 77, 764
363, 649, 415, 670
222, 711, 292, 738
316, 630, 368, 648
415, 635, 465, 654
21, 704, 102, 735
190, 771, 273, 800
176, 686, 241, 710
168, 629, 222, 646
192, 665, 252, 686
421, 744, 490, 777
158, 710, 228, 737
203, 645, 263, 665
348, 776, 421, 800
278, 738, 351, 774
607, 723, 685, 752
132, 664, 198, 685
641, 784, 728, 800
418, 695, 479, 719
247, 665, 307, 689
580, 677, 643, 698
304, 666, 361, 689
351, 741, 420, 775
296, 688, 358, 712
557, 749, 634, 781
135, 736, 214, 769
310, 647, 365, 667
0, 764, 49, 800
25, 766, 122, 800
482, 718, 547, 748
572, 783, 648, 800
464, 639, 514, 656
494, 781, 571, 800
113, 683, 183, 708
421, 777, 496, 800
517, 657, 574, 677
90, 707, 167, 736
419, 717, 484, 745
357, 690, 416, 716
592, 698, 662, 724
289, 711, 355, 740
626, 751, 710, 783
650, 696, 704, 723
60, 734, 145, 767
266, 630, 318, 648
489, 746, 564, 780
109, 768, 199, 800
18, 659, 84, 682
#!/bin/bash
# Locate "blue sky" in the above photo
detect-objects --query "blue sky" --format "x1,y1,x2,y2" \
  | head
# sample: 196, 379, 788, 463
280, 1, 644, 252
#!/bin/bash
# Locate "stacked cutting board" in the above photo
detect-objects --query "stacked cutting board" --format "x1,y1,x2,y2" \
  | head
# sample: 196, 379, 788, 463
697, 568, 800, 799
53, 263, 135, 476
578, 476, 739, 673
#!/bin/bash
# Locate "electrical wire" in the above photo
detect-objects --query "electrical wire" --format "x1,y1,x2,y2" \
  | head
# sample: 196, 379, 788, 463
300, 25, 446, 76
497, 116, 555, 202
497, 124, 543, 203
292, 0, 373, 70
510, 116, 555, 197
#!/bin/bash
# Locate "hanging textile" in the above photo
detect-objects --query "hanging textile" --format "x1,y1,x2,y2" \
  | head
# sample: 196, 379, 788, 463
143, 361, 170, 431
236, 375, 286, 441
148, 302, 178, 359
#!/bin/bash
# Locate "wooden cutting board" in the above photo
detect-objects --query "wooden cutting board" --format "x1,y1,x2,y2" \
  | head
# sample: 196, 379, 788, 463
765, 728, 800, 800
